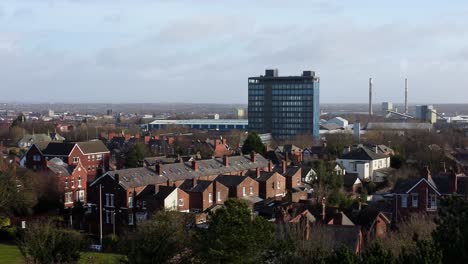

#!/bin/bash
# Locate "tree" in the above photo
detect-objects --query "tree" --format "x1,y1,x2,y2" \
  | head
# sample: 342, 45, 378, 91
360, 242, 396, 264
19, 220, 83, 264
398, 240, 442, 264
124, 143, 149, 168
326, 246, 359, 264
125, 211, 190, 264
432, 196, 468, 264
194, 199, 275, 263
242, 132, 266, 155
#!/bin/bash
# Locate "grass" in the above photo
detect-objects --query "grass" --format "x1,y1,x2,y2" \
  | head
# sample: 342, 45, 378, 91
0, 243, 124, 264
0, 243, 24, 264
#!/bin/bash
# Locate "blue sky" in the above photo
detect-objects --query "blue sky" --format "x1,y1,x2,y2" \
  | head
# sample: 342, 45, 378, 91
0, 0, 467, 104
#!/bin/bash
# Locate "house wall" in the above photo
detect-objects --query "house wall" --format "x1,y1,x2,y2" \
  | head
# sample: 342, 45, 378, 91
286, 169, 302, 190
235, 177, 259, 198
214, 182, 229, 205
260, 173, 286, 199
164, 189, 178, 211
24, 145, 47, 170
177, 189, 190, 212
58, 163, 88, 208
395, 180, 440, 219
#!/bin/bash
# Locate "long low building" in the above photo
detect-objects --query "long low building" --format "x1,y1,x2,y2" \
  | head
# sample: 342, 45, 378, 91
142, 119, 248, 131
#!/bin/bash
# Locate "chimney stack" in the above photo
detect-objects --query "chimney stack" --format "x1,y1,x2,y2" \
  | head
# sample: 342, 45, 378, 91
448, 169, 458, 194
256, 167, 261, 178
250, 151, 256, 163
321, 197, 326, 222
405, 78, 408, 114
223, 155, 229, 167
268, 160, 273, 172
282, 160, 287, 174
156, 163, 164, 175
191, 160, 199, 171
369, 78, 373, 117
423, 166, 432, 181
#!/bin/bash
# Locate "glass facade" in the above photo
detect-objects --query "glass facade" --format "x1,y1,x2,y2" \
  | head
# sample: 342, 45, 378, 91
248, 70, 320, 141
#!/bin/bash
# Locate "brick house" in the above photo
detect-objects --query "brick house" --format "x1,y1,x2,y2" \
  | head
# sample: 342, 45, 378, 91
88, 168, 166, 235
46, 157, 87, 208
24, 140, 110, 182
215, 175, 260, 199
392, 168, 468, 220
149, 186, 190, 213
254, 171, 286, 199
281, 164, 303, 190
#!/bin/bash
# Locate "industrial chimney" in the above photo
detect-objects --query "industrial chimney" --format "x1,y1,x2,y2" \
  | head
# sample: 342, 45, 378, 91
405, 78, 408, 114
369, 78, 373, 116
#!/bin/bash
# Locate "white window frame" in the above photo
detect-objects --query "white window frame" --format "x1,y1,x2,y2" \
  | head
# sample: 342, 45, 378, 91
401, 194, 408, 208
105, 210, 110, 224
128, 213, 134, 225
128, 197, 133, 208
249, 186, 253, 195
411, 194, 419, 208
277, 181, 281, 190
208, 192, 213, 204
242, 187, 246, 197
217, 191, 221, 202
78, 177, 82, 188
110, 194, 114, 207
142, 200, 146, 209
105, 194, 109, 206
97, 154, 103, 160
73, 157, 79, 164
77, 190, 85, 202
33, 155, 41, 161
428, 194, 437, 210
64, 180, 68, 189
65, 192, 73, 204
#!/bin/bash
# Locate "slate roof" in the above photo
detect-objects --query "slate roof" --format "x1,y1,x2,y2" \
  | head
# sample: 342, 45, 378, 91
103, 168, 167, 189
144, 156, 177, 166
42, 142, 76, 156
310, 225, 361, 252
339, 147, 388, 160
282, 166, 301, 178
18, 134, 51, 146
343, 173, 361, 188
158, 154, 268, 182
190, 180, 212, 193
392, 178, 421, 193
216, 175, 248, 187
256, 172, 275, 182
154, 186, 176, 200
77, 140, 109, 154
47, 158, 73, 176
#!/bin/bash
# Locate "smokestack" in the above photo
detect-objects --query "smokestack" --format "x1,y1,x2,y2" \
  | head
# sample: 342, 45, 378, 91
405, 78, 408, 114
369, 78, 373, 116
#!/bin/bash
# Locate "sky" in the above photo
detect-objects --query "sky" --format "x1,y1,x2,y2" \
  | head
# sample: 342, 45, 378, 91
1, 0, 468, 104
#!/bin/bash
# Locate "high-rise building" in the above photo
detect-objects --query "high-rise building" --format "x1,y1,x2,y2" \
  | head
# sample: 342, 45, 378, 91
381, 102, 393, 114
248, 69, 320, 140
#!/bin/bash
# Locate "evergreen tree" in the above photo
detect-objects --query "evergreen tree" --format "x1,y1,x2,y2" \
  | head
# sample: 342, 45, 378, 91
242, 132, 266, 155
398, 240, 442, 264
194, 199, 275, 263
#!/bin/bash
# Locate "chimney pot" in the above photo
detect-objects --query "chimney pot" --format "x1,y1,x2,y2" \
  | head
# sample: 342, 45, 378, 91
250, 151, 256, 162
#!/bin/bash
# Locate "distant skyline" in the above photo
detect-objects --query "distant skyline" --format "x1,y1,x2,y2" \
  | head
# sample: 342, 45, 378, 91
1, 0, 468, 104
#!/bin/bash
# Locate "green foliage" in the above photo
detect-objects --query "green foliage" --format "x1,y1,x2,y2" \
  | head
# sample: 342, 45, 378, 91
432, 196, 468, 264
242, 132, 266, 155
125, 211, 189, 264
324, 133, 354, 159
18, 221, 83, 264
0, 170, 38, 217
361, 242, 396, 264
124, 143, 149, 168
326, 246, 359, 264
398, 240, 442, 264
327, 190, 353, 209
194, 199, 275, 263
390, 154, 405, 169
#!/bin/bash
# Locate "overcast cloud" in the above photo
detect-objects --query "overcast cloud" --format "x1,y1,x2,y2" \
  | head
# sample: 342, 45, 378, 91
0, 0, 467, 104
